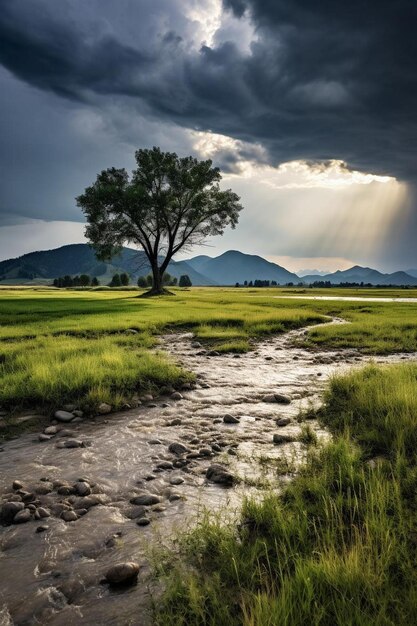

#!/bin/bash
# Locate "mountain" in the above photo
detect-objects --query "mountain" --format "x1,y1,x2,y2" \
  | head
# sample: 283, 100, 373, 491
0, 244, 215, 286
405, 269, 417, 278
1, 246, 416, 287
301, 265, 417, 286
297, 269, 328, 277
185, 250, 299, 284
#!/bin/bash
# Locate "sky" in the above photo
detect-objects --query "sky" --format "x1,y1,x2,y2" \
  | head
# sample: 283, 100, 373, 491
0, 0, 416, 273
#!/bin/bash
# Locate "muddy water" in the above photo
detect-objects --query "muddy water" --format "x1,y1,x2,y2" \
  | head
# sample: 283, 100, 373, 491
1, 321, 416, 625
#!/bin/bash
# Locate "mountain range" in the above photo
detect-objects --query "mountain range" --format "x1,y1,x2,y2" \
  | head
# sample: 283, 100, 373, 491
1, 244, 417, 286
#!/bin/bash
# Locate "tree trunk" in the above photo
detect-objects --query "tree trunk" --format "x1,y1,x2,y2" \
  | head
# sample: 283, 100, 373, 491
138, 259, 174, 297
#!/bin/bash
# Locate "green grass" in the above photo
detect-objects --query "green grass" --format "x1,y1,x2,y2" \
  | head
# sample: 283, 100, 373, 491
154, 362, 417, 626
1, 286, 417, 417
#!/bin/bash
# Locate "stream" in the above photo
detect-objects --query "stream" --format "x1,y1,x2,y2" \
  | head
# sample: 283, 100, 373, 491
1, 319, 416, 625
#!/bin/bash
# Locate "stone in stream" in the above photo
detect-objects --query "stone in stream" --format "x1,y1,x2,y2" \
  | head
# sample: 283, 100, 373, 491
61, 510, 78, 522
54, 410, 74, 423
273, 433, 297, 444
168, 418, 182, 426
168, 442, 190, 456
12, 480, 23, 490
170, 476, 184, 485
14, 508, 32, 523
156, 461, 174, 470
44, 425, 59, 435
171, 391, 183, 401
36, 525, 49, 533
97, 402, 112, 415
130, 494, 161, 506
141, 394, 153, 402
169, 493, 182, 502
1, 501, 24, 524
276, 417, 291, 427
104, 562, 140, 585
262, 393, 292, 404
37, 507, 50, 518
35, 483, 53, 495
223, 414, 240, 424
38, 434, 52, 442
148, 439, 162, 445
206, 464, 235, 486
63, 439, 84, 449
136, 517, 150, 526
74, 481, 91, 496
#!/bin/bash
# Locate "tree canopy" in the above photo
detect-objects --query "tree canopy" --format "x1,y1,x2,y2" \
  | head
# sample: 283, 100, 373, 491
77, 147, 242, 295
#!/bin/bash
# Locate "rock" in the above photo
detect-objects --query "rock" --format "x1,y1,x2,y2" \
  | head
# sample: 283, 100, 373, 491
74, 481, 91, 496
12, 480, 23, 490
61, 510, 78, 522
199, 448, 212, 457
148, 439, 162, 445
148, 403, 158, 408
54, 410, 74, 423
275, 394, 292, 404
141, 394, 153, 402
38, 434, 52, 442
51, 503, 71, 516
208, 350, 220, 356
170, 476, 184, 485
75, 508, 88, 516
38, 507, 50, 518
97, 402, 112, 415
44, 425, 59, 435
130, 494, 161, 506
63, 439, 84, 449
21, 491, 36, 503
57, 485, 75, 496
125, 329, 138, 334
1, 501, 25, 524
262, 394, 277, 403
206, 464, 235, 486
273, 433, 297, 444
14, 509, 31, 523
223, 414, 240, 424
73, 410, 84, 418
136, 517, 150, 526
168, 442, 190, 456
276, 418, 291, 427
36, 525, 49, 533
171, 392, 183, 401
156, 461, 174, 470
105, 562, 140, 585
127, 505, 147, 519
168, 418, 182, 426
75, 494, 106, 509
169, 493, 182, 502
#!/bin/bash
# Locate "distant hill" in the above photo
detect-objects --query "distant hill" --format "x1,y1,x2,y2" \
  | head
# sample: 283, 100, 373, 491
405, 269, 417, 278
185, 250, 299, 284
0, 244, 215, 286
301, 265, 417, 286
1, 245, 416, 287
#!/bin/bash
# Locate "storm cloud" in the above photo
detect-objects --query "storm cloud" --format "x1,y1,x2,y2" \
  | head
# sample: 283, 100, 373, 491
0, 0, 416, 269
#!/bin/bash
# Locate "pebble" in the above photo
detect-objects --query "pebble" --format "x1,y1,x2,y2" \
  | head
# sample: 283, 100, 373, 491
54, 410, 74, 423
44, 425, 59, 435
63, 439, 84, 449
74, 481, 91, 496
168, 418, 182, 426
206, 464, 235, 486
1, 501, 25, 524
36, 525, 49, 533
14, 509, 31, 523
61, 510, 78, 522
12, 480, 23, 490
223, 414, 240, 424
276, 418, 291, 427
105, 562, 140, 585
136, 518, 150, 526
168, 442, 190, 456
38, 434, 52, 442
170, 476, 184, 485
130, 494, 161, 506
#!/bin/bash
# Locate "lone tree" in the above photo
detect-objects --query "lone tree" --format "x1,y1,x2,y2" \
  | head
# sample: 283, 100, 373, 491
77, 147, 242, 296
179, 274, 192, 287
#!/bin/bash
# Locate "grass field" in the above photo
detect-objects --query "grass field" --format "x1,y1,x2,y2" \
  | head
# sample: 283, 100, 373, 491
155, 362, 417, 625
1, 286, 417, 417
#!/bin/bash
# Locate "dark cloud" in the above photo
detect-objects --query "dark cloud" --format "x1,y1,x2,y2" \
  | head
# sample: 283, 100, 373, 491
0, 0, 416, 181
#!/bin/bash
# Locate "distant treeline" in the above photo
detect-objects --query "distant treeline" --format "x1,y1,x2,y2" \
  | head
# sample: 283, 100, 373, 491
235, 280, 415, 288
53, 274, 100, 287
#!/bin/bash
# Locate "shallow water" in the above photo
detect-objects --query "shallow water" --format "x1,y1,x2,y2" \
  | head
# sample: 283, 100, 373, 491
272, 295, 417, 302
0, 320, 416, 625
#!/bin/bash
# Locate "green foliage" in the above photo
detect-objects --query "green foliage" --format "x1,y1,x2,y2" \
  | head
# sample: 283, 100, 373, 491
137, 275, 147, 288
76, 147, 242, 293
109, 273, 121, 287
179, 274, 192, 287
120, 272, 129, 286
